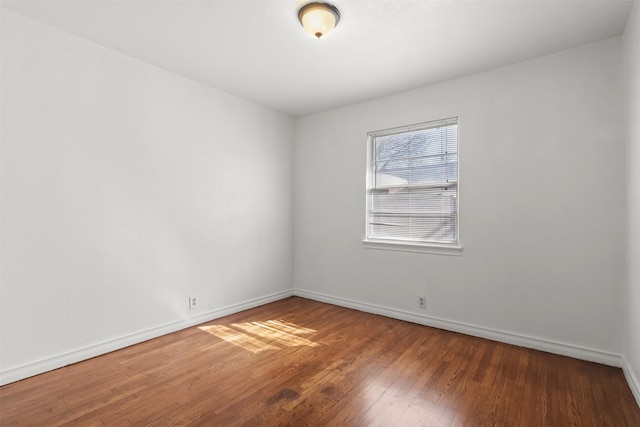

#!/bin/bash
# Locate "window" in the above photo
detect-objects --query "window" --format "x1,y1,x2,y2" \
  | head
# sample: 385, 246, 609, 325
365, 117, 460, 253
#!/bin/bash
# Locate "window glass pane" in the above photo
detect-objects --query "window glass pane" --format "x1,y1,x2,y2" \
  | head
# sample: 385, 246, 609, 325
367, 118, 458, 245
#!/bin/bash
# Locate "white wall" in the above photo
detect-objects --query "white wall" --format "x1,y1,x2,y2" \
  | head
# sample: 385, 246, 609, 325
624, 0, 640, 404
0, 11, 294, 384
294, 37, 625, 362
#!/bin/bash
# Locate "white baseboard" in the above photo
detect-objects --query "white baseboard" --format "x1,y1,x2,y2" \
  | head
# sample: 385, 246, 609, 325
622, 357, 640, 408
1, 288, 627, 388
0, 290, 293, 386
293, 289, 622, 367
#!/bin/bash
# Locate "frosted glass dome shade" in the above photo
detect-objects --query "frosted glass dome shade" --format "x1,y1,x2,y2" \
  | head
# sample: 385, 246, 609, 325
298, 3, 340, 39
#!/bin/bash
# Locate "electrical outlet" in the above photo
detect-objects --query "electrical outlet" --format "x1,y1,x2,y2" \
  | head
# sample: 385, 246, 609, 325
189, 296, 198, 310
419, 296, 427, 309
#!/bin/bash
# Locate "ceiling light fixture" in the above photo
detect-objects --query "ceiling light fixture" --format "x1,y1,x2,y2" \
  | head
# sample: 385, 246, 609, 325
298, 2, 341, 39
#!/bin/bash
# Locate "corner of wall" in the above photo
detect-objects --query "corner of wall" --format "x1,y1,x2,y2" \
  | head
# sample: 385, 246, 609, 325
623, 0, 640, 409
624, 356, 640, 408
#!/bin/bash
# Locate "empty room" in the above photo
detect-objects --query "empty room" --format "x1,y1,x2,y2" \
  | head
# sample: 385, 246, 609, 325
1, 0, 640, 425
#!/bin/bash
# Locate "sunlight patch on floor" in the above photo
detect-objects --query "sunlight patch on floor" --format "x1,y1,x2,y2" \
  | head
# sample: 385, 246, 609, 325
199, 320, 320, 354
199, 325, 279, 353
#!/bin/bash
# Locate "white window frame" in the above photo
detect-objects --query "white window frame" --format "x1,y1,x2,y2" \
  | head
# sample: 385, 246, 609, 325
363, 117, 462, 255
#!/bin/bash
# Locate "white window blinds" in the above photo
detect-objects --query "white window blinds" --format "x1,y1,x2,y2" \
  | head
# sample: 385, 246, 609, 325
366, 117, 459, 245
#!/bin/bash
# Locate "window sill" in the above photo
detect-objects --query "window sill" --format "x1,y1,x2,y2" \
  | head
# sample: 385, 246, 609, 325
362, 239, 463, 256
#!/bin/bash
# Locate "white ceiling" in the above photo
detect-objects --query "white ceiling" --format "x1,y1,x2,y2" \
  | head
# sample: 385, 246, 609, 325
1, 0, 634, 117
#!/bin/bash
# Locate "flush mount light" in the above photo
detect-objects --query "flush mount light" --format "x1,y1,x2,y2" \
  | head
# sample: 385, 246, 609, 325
298, 2, 341, 39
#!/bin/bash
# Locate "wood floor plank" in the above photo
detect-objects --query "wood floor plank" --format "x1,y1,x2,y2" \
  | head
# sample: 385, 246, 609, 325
1, 297, 639, 426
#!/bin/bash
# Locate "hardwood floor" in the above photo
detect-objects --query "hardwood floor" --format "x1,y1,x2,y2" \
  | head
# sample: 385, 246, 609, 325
1, 296, 639, 426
